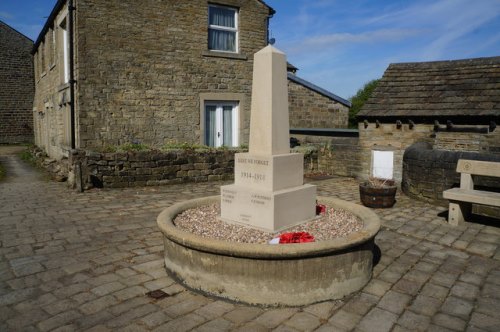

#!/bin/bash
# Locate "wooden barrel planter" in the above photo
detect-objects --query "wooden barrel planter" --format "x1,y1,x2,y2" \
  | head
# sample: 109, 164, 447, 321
359, 181, 397, 208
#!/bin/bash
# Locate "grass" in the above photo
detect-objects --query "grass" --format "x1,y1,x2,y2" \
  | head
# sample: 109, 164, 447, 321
98, 142, 248, 153
19, 148, 37, 166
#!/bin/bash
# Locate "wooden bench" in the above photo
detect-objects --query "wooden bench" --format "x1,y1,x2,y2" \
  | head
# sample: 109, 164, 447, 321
443, 159, 500, 226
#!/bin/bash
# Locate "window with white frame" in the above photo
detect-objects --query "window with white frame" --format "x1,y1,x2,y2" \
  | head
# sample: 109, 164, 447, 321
59, 17, 70, 84
208, 4, 238, 52
205, 102, 239, 147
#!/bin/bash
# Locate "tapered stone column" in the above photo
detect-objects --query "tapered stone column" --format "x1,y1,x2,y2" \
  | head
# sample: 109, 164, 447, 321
220, 45, 316, 232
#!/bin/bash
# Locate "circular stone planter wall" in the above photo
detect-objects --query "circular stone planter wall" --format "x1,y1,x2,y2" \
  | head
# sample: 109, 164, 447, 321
157, 196, 380, 306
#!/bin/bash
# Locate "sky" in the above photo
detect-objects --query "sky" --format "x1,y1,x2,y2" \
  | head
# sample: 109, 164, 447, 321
1, 0, 499, 99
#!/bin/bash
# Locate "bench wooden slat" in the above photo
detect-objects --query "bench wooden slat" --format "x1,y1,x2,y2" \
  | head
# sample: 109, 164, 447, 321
457, 160, 500, 177
443, 188, 500, 207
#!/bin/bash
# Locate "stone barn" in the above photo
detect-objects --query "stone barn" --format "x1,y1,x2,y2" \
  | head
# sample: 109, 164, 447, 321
356, 56, 500, 191
0, 20, 34, 144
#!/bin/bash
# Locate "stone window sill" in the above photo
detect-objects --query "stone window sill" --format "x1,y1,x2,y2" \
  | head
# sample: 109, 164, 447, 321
202, 50, 248, 60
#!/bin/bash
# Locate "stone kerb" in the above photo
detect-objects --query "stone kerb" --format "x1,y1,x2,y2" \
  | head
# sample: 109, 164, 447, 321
157, 195, 380, 306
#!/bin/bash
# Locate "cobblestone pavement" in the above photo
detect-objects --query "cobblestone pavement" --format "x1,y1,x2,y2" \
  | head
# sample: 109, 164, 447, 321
1, 150, 499, 332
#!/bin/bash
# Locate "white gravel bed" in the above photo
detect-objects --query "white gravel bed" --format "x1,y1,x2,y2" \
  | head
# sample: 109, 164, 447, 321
173, 203, 363, 244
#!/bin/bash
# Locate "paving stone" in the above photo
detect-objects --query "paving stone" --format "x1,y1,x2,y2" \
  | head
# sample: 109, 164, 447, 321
459, 272, 484, 286
121, 273, 153, 287
153, 313, 206, 332
233, 322, 269, 332
252, 308, 298, 328
329, 309, 361, 330
342, 292, 379, 315
75, 310, 115, 330
283, 312, 321, 331
393, 277, 423, 296
108, 296, 151, 316
378, 268, 403, 284
409, 295, 442, 316
194, 318, 233, 332
6, 308, 50, 329
467, 242, 497, 257
42, 298, 79, 315
377, 290, 412, 315
440, 296, 474, 319
469, 312, 500, 331
164, 294, 211, 317
112, 285, 148, 300
432, 313, 467, 331
63, 262, 92, 274
357, 307, 398, 332
106, 303, 157, 328
194, 301, 236, 320
303, 301, 340, 319
79, 295, 120, 315
140, 311, 172, 328
272, 325, 300, 332
143, 276, 175, 291
37, 310, 82, 332
224, 306, 264, 325
0, 287, 37, 306
363, 278, 392, 297
482, 282, 500, 299
397, 310, 431, 331
421, 283, 450, 300
450, 281, 480, 300
475, 297, 500, 317
91, 281, 126, 296
431, 271, 458, 288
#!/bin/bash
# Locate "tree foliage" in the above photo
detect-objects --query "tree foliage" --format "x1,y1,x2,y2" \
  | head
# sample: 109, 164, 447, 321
348, 79, 380, 128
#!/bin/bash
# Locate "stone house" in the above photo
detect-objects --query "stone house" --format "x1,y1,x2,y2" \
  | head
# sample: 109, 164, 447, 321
0, 20, 34, 144
356, 56, 500, 184
32, 0, 349, 160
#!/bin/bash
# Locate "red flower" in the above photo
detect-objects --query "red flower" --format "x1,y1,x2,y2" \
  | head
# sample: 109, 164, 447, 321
279, 232, 315, 244
316, 203, 326, 215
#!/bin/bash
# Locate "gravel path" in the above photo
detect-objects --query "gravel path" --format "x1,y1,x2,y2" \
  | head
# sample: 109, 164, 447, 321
174, 202, 362, 244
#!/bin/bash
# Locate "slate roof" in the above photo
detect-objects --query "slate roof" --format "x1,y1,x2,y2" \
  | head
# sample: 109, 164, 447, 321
357, 56, 500, 120
287, 73, 351, 107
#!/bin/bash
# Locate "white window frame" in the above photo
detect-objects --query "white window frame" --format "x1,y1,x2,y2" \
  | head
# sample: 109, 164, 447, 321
204, 101, 239, 147
208, 4, 239, 53
56, 11, 70, 84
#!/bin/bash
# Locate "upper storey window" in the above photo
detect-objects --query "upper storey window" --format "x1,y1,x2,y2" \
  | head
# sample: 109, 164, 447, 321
208, 5, 238, 52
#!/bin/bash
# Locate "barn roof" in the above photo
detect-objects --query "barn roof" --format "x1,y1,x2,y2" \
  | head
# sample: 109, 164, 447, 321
357, 56, 500, 121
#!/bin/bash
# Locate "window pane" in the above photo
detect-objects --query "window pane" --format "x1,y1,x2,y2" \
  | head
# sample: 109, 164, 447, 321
208, 29, 236, 52
205, 106, 217, 147
209, 6, 235, 28
222, 106, 233, 147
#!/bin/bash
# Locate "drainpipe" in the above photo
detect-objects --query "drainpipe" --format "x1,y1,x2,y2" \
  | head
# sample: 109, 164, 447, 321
68, 0, 76, 149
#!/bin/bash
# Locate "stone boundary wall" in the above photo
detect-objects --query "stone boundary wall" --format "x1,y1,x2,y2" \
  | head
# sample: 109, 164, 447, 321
297, 135, 361, 178
67, 149, 242, 189
402, 142, 500, 208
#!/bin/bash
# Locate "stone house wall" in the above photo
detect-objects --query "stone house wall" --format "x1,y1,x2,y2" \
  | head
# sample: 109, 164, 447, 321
32, 3, 73, 160
33, 0, 271, 159
288, 80, 349, 128
0, 21, 34, 144
74, 0, 270, 150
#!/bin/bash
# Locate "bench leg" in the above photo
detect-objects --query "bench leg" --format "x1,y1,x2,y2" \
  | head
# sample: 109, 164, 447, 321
448, 201, 471, 226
